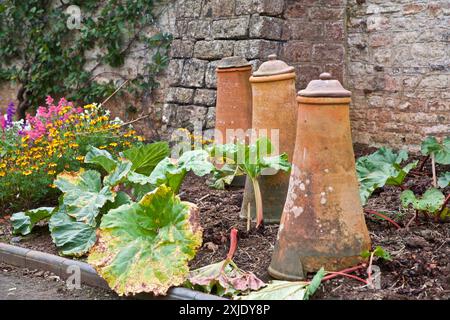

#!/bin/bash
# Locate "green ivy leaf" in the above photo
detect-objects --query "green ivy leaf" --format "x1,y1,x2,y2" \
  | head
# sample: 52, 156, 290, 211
10, 207, 54, 236
88, 185, 203, 296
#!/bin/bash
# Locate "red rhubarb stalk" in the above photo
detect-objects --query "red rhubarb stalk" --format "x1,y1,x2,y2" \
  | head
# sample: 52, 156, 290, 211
364, 209, 401, 230
226, 228, 238, 261
320, 265, 366, 282
252, 177, 264, 229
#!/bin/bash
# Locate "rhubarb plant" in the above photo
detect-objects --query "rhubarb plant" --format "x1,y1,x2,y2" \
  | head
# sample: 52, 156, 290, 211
421, 136, 450, 187
185, 228, 265, 297
209, 138, 291, 228
401, 188, 449, 221
88, 185, 202, 296
356, 147, 418, 205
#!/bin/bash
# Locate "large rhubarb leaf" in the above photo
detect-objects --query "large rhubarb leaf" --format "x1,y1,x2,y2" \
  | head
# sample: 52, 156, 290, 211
237, 268, 325, 300
88, 185, 202, 296
103, 160, 132, 187
356, 148, 418, 205
421, 136, 450, 165
11, 207, 54, 236
149, 150, 215, 193
49, 205, 97, 257
84, 146, 118, 173
55, 170, 115, 227
122, 141, 170, 175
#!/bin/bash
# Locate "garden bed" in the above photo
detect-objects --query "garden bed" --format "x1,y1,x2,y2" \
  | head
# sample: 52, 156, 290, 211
1, 145, 449, 300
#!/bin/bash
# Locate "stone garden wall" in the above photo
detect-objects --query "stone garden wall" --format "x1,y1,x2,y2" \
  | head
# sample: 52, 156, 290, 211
347, 0, 449, 150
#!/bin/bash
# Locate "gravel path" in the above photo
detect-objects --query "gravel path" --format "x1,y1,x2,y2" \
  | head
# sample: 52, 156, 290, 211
0, 263, 119, 300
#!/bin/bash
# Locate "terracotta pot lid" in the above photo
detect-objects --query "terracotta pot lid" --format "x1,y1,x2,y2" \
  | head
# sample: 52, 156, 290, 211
217, 56, 251, 69
252, 54, 295, 77
298, 72, 351, 97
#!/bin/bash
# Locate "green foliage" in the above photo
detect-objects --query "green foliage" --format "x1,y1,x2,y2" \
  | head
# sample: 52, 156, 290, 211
356, 148, 418, 205
209, 137, 291, 228
0, 1, 172, 113
122, 142, 170, 175
10, 207, 54, 236
401, 188, 448, 219
421, 136, 450, 165
361, 246, 392, 262
88, 185, 203, 296
438, 172, 450, 189
237, 268, 325, 300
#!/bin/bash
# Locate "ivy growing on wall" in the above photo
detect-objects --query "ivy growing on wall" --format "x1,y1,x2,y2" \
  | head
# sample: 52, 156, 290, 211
0, 0, 173, 118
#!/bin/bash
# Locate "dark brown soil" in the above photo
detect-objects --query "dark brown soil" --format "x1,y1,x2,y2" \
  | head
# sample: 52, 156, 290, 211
1, 144, 449, 300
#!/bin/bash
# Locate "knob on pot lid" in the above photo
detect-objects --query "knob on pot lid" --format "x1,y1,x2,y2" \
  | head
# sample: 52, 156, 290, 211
299, 72, 351, 97
217, 56, 251, 69
253, 54, 295, 77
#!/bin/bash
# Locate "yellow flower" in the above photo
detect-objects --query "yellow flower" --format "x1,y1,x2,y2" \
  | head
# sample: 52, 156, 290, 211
0, 163, 6, 169
48, 163, 58, 168
109, 142, 118, 147
0, 171, 5, 177
99, 145, 107, 149
22, 170, 33, 176
48, 170, 56, 175
49, 184, 56, 189
136, 136, 145, 142
76, 156, 84, 161
69, 143, 79, 148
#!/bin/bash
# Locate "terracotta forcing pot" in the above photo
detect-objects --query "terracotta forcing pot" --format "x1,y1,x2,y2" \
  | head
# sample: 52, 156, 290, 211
240, 54, 298, 223
268, 73, 371, 280
215, 56, 253, 145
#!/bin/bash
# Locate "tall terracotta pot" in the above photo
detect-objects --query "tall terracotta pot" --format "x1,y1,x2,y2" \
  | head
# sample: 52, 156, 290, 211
215, 56, 253, 145
240, 54, 298, 223
268, 73, 371, 280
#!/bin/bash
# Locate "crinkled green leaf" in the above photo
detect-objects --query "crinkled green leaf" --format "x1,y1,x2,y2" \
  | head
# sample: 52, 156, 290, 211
88, 185, 203, 296
373, 246, 392, 261
210, 164, 239, 190
185, 260, 265, 297
421, 136, 450, 165
56, 170, 115, 227
103, 160, 132, 187
122, 142, 170, 175
84, 146, 118, 173
438, 172, 450, 188
49, 206, 97, 257
149, 150, 215, 193
11, 207, 54, 236
356, 148, 418, 205
401, 188, 445, 214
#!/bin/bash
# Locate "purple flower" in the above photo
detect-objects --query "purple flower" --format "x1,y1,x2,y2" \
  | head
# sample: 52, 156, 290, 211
5, 102, 15, 128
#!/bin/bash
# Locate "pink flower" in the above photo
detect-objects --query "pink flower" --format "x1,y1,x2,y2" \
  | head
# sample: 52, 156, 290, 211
46, 96, 54, 106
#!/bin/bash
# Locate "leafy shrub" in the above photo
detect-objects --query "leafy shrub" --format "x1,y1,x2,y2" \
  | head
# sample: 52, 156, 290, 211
0, 97, 142, 213
401, 188, 449, 221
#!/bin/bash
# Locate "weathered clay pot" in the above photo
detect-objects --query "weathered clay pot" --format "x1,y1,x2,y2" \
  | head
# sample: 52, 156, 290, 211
240, 54, 298, 223
215, 56, 253, 145
268, 73, 371, 280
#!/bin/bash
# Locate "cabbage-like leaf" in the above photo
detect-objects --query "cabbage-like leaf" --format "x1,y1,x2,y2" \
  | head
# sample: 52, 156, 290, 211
401, 188, 445, 214
149, 150, 215, 193
210, 164, 239, 190
438, 172, 450, 188
186, 260, 265, 297
84, 147, 117, 173
11, 207, 54, 236
356, 148, 418, 205
49, 205, 97, 257
122, 142, 170, 175
421, 136, 450, 165
237, 268, 325, 300
55, 170, 115, 227
88, 185, 202, 296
